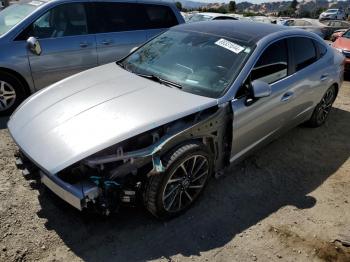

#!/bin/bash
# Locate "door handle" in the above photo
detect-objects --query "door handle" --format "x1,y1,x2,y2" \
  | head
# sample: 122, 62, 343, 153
80, 42, 89, 48
320, 74, 328, 81
101, 40, 113, 45
281, 91, 294, 102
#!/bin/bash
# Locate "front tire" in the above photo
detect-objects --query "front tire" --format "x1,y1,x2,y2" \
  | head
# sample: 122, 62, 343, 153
0, 72, 27, 116
305, 85, 337, 127
143, 142, 213, 219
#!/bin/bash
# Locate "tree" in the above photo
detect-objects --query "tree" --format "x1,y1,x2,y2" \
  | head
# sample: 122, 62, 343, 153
228, 1, 236, 13
290, 0, 298, 11
175, 1, 182, 11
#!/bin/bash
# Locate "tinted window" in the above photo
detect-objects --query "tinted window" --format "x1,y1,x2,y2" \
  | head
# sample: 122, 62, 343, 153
144, 5, 178, 29
93, 3, 178, 33
290, 37, 317, 71
94, 3, 148, 33
251, 40, 288, 84
28, 3, 88, 39
315, 41, 327, 58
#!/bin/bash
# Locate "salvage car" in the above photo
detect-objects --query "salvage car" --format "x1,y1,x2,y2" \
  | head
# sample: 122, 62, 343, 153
281, 18, 331, 39
0, 0, 184, 115
332, 29, 350, 71
9, 21, 343, 219
319, 9, 346, 21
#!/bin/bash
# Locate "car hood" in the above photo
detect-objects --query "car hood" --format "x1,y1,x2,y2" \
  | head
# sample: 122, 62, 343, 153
333, 37, 350, 51
8, 63, 217, 174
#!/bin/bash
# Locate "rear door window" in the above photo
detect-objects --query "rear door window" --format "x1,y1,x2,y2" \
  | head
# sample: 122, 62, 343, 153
290, 37, 317, 72
93, 2, 148, 33
143, 4, 178, 29
93, 3, 178, 33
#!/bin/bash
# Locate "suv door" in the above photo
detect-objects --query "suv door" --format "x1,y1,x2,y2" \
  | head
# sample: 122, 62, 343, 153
231, 39, 293, 160
23, 3, 97, 89
93, 2, 149, 65
142, 4, 180, 39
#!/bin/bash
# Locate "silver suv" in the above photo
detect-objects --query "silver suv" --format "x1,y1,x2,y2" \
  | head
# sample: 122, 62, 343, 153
0, 0, 184, 115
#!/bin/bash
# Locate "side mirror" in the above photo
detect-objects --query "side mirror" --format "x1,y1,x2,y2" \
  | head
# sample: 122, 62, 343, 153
251, 80, 271, 98
27, 37, 42, 55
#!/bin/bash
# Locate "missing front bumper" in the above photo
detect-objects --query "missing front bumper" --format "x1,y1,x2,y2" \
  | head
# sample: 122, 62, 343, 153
40, 171, 98, 211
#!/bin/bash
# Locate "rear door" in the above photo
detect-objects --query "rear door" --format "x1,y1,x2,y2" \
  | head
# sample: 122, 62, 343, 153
26, 3, 97, 89
142, 4, 180, 39
283, 37, 331, 126
93, 2, 149, 65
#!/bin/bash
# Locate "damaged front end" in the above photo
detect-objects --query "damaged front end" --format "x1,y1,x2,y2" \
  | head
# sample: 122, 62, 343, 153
16, 104, 232, 215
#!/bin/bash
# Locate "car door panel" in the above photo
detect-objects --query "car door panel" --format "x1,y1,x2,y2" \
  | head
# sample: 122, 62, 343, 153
96, 31, 147, 64
26, 3, 98, 89
29, 35, 97, 89
230, 39, 293, 160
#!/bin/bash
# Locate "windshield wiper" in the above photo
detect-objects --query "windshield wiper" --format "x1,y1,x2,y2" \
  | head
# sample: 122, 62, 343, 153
136, 73, 182, 89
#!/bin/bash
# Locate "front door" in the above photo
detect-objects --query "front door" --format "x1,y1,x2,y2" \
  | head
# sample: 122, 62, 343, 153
26, 3, 98, 89
230, 39, 294, 161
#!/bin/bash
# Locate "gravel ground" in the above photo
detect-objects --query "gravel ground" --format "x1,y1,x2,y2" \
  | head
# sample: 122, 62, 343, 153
0, 81, 350, 262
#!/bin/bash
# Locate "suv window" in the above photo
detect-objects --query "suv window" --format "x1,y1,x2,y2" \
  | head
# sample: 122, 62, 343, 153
93, 3, 178, 33
290, 37, 317, 71
143, 4, 178, 29
27, 3, 88, 39
94, 2, 148, 33
251, 39, 288, 84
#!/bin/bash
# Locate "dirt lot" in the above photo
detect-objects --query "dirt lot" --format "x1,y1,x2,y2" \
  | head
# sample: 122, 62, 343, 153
0, 81, 350, 262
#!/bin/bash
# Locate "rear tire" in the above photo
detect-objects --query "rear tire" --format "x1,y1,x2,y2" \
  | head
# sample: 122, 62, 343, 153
0, 72, 27, 116
305, 85, 337, 128
143, 142, 213, 219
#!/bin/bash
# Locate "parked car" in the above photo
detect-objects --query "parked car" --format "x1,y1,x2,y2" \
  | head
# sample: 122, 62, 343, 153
9, 21, 343, 219
249, 16, 273, 24
319, 9, 346, 21
321, 20, 350, 36
332, 30, 350, 71
330, 28, 347, 42
187, 12, 238, 23
0, 0, 184, 115
281, 18, 330, 39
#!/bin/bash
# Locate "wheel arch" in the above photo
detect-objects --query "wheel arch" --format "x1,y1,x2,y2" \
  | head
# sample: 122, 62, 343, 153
0, 67, 32, 96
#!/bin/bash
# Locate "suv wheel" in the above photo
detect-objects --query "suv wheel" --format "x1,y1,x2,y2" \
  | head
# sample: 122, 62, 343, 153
143, 142, 213, 219
0, 72, 26, 116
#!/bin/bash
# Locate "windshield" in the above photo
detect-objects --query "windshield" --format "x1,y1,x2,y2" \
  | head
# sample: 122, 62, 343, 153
342, 30, 350, 38
120, 29, 254, 98
326, 9, 338, 13
0, 2, 42, 36
188, 14, 212, 23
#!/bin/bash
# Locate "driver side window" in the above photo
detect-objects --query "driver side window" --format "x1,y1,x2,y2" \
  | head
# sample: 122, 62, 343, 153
236, 39, 288, 98
26, 3, 88, 39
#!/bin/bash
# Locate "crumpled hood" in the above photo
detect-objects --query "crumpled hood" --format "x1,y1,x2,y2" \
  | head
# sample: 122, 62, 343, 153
8, 63, 217, 174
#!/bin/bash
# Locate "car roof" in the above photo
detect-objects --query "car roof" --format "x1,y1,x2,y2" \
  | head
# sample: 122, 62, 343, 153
173, 20, 290, 45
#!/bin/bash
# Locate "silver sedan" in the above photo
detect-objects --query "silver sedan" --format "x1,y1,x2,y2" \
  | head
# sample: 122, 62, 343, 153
8, 21, 344, 219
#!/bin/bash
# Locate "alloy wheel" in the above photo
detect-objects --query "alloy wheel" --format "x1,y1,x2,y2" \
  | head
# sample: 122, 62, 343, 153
0, 80, 16, 112
316, 88, 335, 124
162, 155, 209, 213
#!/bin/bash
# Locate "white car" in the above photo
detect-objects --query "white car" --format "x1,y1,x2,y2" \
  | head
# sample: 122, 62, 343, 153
319, 9, 346, 21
